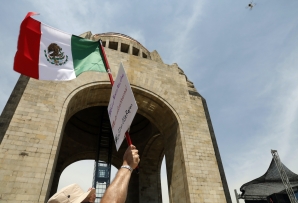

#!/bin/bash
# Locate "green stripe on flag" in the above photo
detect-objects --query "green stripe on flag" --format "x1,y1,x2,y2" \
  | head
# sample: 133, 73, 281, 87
71, 35, 106, 77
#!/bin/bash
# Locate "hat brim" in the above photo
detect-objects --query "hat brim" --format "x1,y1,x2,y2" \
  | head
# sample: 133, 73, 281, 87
74, 188, 95, 203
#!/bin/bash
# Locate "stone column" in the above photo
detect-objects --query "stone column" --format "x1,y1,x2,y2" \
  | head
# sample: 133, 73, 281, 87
129, 44, 133, 55
117, 41, 121, 51
105, 39, 109, 48
139, 49, 143, 58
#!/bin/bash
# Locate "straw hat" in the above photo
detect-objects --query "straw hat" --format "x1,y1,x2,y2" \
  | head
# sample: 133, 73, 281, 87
47, 183, 95, 203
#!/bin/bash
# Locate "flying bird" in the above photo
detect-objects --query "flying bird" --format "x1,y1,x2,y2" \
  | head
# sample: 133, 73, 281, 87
246, 1, 256, 10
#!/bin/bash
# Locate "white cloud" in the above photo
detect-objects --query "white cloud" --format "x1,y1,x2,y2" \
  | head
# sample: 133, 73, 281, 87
127, 30, 146, 47
1, 1, 298, 203
227, 45, 298, 203
25, 0, 119, 35
165, 0, 206, 66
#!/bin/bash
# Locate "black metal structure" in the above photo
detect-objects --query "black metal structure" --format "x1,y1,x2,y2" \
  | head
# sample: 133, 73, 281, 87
271, 150, 298, 203
92, 109, 113, 203
240, 159, 298, 203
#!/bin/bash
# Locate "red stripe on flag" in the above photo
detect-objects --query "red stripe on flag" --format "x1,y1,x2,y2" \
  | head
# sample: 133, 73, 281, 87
14, 12, 41, 79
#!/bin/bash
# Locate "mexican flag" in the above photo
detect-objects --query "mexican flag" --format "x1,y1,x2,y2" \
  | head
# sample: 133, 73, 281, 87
14, 12, 107, 81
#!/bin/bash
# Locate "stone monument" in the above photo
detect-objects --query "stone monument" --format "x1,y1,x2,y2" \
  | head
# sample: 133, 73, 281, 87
0, 32, 231, 203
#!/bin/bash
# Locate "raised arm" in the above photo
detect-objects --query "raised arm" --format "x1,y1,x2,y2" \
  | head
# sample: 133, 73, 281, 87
100, 145, 140, 203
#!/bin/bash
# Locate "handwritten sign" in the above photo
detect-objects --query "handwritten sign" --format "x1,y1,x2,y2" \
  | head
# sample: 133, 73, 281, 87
107, 63, 138, 151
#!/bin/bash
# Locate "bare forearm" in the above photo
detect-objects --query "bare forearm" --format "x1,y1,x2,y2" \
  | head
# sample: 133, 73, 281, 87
101, 145, 139, 203
101, 168, 131, 203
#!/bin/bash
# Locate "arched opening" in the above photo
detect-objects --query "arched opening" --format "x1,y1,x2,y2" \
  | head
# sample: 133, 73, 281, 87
47, 83, 181, 202
57, 160, 118, 194
49, 105, 156, 196
161, 156, 170, 203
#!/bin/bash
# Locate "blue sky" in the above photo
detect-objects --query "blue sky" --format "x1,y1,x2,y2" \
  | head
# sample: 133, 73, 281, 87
1, 1, 298, 203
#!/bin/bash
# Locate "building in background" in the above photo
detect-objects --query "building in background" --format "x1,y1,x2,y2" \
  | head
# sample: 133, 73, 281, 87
239, 159, 298, 203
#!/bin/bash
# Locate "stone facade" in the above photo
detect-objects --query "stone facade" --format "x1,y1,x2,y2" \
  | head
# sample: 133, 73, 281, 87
0, 32, 231, 203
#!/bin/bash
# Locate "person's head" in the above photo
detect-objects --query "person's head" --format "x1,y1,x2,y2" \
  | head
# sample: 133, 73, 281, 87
47, 183, 96, 203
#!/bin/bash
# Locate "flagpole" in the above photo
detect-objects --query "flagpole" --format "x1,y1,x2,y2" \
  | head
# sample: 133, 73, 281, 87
99, 41, 114, 86
99, 40, 139, 173
98, 40, 133, 147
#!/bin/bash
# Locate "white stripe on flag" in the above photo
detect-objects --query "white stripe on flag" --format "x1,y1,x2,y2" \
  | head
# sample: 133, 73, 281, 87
39, 24, 76, 81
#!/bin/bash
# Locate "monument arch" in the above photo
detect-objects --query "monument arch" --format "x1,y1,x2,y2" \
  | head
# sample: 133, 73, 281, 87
48, 81, 181, 203
0, 32, 231, 203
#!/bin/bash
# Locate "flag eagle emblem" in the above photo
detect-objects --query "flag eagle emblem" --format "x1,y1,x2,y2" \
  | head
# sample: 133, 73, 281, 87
44, 43, 68, 66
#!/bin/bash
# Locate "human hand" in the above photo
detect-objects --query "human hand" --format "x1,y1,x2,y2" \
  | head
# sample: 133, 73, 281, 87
123, 145, 140, 169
